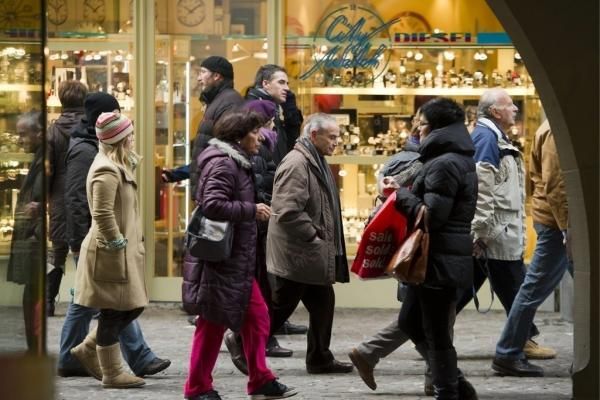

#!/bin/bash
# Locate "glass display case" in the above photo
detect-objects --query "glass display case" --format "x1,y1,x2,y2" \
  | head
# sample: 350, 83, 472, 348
287, 38, 541, 255
0, 4, 46, 359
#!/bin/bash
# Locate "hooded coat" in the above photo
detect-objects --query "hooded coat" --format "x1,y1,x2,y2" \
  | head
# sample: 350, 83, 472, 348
182, 139, 257, 332
395, 122, 478, 289
48, 108, 85, 244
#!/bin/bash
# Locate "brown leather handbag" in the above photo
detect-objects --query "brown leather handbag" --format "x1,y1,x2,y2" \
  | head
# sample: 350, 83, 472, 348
385, 205, 429, 284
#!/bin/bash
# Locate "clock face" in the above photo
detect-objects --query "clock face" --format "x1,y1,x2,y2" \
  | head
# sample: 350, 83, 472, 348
177, 0, 206, 27
48, 0, 68, 26
83, 0, 106, 24
389, 11, 431, 35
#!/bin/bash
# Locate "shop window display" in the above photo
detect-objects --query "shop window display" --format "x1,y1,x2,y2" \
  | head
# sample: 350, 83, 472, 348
286, 1, 542, 256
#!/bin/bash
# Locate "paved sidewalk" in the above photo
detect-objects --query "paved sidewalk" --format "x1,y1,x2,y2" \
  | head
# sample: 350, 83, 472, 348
48, 304, 573, 399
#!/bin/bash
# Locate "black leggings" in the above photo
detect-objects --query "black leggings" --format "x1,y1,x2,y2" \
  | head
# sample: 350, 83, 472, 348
398, 285, 457, 351
97, 307, 144, 346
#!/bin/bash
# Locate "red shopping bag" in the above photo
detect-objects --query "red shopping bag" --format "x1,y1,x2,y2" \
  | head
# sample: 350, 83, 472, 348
351, 192, 408, 279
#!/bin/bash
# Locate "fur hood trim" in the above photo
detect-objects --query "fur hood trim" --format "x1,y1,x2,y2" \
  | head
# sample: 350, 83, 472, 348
208, 138, 252, 169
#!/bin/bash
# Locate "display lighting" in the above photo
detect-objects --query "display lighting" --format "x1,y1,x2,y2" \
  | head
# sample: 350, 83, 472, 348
443, 50, 455, 60
338, 169, 347, 177
414, 50, 423, 61
514, 52, 522, 60
406, 50, 414, 58
473, 50, 488, 61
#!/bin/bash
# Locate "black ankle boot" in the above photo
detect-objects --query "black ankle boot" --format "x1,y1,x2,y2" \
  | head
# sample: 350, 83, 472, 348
457, 369, 478, 400
428, 349, 459, 400
415, 342, 434, 396
46, 267, 63, 316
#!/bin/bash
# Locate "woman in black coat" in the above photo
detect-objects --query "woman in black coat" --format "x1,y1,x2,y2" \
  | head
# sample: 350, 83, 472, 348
182, 111, 296, 400
395, 98, 478, 400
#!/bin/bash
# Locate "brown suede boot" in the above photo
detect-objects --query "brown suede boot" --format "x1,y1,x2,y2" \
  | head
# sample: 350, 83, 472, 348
70, 328, 102, 380
97, 343, 145, 388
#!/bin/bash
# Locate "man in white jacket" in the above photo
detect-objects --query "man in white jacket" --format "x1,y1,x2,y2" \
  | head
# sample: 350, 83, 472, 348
456, 88, 555, 375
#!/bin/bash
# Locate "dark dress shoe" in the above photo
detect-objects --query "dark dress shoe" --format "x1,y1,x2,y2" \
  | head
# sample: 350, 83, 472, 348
307, 359, 354, 374
266, 336, 293, 357
137, 357, 171, 377
275, 320, 308, 335
57, 367, 89, 378
186, 389, 222, 400
492, 357, 544, 377
224, 331, 248, 375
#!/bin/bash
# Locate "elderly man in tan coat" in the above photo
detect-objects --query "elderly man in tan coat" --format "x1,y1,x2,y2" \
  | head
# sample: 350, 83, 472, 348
266, 113, 353, 374
72, 111, 147, 389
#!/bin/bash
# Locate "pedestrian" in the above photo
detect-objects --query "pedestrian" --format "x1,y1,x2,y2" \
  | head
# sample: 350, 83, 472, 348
60, 93, 170, 380
71, 111, 148, 388
458, 88, 555, 362
266, 113, 354, 375
162, 55, 243, 190
492, 119, 571, 377
348, 109, 423, 391
395, 97, 478, 399
222, 99, 294, 377
246, 64, 304, 165
245, 65, 309, 338
46, 80, 87, 317
182, 110, 296, 400
7, 111, 44, 353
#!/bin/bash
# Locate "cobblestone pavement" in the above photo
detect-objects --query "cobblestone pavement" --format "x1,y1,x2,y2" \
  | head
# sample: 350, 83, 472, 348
48, 304, 573, 400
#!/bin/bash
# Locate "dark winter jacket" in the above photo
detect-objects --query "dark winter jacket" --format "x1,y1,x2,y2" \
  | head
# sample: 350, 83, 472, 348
182, 138, 257, 332
188, 80, 243, 195
246, 87, 303, 165
395, 122, 478, 289
65, 120, 99, 252
48, 108, 85, 243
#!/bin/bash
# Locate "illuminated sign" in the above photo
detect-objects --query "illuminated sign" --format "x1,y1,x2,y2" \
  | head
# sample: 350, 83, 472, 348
300, 4, 398, 82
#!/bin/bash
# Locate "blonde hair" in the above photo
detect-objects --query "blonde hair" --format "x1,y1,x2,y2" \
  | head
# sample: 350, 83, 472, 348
99, 136, 141, 173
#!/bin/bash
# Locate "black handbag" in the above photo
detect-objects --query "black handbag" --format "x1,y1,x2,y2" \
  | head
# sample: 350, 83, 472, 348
185, 206, 233, 262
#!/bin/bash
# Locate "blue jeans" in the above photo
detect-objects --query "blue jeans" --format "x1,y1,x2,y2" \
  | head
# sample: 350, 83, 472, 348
495, 223, 571, 360
58, 255, 156, 374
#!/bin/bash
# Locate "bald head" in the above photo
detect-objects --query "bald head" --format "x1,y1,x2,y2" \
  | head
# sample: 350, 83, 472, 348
477, 88, 518, 131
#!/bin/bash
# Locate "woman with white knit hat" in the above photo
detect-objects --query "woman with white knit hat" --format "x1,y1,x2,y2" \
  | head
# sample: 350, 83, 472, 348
73, 111, 147, 388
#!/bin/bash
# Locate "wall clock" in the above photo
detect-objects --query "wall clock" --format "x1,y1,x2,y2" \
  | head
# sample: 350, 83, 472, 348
390, 11, 431, 35
176, 0, 206, 27
83, 0, 106, 25
48, 0, 68, 26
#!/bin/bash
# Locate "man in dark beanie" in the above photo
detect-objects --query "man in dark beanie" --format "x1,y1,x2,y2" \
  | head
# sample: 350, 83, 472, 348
162, 55, 243, 191
57, 92, 171, 379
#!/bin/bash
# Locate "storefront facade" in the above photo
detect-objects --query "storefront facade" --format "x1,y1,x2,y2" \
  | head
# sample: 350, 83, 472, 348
0, 1, 597, 397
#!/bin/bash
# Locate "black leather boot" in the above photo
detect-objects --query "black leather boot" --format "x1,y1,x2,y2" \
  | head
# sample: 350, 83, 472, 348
46, 267, 63, 317
415, 341, 434, 396
428, 349, 459, 400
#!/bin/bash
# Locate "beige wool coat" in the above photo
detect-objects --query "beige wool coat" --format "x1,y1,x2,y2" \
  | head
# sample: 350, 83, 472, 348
74, 152, 148, 311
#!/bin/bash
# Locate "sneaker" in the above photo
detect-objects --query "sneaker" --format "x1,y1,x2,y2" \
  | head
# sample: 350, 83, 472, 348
524, 339, 557, 359
186, 389, 222, 400
249, 379, 297, 399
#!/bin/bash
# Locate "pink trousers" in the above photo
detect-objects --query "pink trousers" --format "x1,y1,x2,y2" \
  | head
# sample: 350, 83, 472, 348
184, 280, 276, 397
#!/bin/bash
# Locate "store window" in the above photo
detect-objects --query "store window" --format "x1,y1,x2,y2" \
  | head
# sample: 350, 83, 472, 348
153, 0, 271, 278
285, 0, 542, 257
0, 0, 46, 355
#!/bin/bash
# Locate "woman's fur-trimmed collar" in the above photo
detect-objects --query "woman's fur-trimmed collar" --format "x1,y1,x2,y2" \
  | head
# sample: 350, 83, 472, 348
208, 138, 251, 169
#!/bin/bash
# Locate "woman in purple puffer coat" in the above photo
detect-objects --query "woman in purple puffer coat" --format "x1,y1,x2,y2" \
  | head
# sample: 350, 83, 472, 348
182, 110, 296, 400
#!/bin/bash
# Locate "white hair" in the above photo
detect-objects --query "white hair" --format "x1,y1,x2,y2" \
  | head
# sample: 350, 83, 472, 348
477, 88, 509, 119
301, 113, 337, 138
